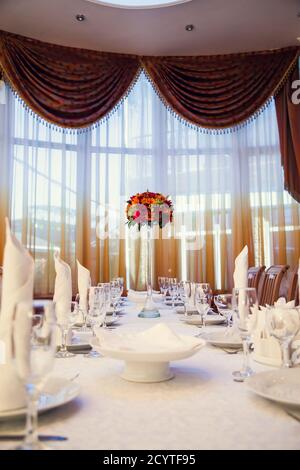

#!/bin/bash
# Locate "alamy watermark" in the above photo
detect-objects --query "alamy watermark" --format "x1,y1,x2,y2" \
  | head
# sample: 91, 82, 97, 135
291, 79, 300, 104
95, 202, 206, 252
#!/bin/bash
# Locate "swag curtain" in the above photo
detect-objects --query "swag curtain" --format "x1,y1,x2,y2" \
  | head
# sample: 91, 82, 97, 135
0, 30, 297, 130
0, 30, 299, 204
275, 65, 300, 203
1, 74, 300, 295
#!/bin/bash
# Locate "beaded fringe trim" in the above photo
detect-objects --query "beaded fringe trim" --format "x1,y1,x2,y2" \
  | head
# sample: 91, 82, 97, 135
0, 56, 298, 135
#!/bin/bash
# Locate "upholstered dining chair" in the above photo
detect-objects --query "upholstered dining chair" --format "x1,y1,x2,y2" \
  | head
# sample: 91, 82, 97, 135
247, 266, 265, 290
258, 264, 289, 306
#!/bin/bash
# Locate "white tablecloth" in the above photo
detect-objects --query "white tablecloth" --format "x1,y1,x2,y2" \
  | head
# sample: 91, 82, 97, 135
1, 300, 300, 450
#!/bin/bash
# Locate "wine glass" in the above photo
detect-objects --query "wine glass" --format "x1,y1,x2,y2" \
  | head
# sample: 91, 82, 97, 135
158, 277, 166, 294
214, 294, 234, 330
195, 283, 211, 295
232, 287, 258, 382
178, 281, 191, 312
74, 293, 89, 332
85, 287, 105, 359
55, 301, 78, 358
12, 302, 56, 450
267, 306, 300, 368
168, 278, 178, 309
195, 292, 210, 331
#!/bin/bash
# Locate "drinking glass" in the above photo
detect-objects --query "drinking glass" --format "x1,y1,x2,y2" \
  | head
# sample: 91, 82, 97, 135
74, 293, 89, 332
214, 294, 234, 330
168, 279, 178, 309
12, 302, 56, 450
158, 277, 166, 294
195, 283, 211, 296
267, 306, 300, 368
110, 281, 121, 313
195, 293, 210, 330
85, 287, 105, 359
55, 301, 79, 358
178, 281, 191, 311
232, 287, 258, 382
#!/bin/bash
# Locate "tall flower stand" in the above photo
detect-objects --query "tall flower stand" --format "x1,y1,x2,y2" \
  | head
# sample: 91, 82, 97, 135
138, 226, 160, 318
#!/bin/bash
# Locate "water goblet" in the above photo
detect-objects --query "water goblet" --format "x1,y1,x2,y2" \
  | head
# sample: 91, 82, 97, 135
267, 306, 300, 368
55, 301, 79, 358
231, 287, 258, 382
214, 294, 234, 331
12, 302, 56, 450
195, 293, 210, 330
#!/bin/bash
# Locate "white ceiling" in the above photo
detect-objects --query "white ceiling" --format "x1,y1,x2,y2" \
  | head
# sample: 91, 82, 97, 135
0, 0, 299, 56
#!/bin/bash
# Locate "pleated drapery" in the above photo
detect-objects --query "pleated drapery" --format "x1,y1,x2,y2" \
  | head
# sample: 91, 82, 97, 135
0, 31, 140, 129
1, 75, 299, 294
0, 30, 298, 130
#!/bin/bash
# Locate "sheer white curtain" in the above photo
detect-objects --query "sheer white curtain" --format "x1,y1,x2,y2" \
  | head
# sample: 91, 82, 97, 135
0, 73, 299, 295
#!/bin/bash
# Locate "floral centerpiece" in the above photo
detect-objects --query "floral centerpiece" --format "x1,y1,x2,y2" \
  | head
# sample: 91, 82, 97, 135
126, 191, 173, 229
125, 191, 174, 318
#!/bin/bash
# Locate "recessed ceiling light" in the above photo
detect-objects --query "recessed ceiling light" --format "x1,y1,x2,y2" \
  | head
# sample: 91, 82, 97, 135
85, 1, 192, 9
297, 37, 300, 42
185, 24, 194, 32
76, 14, 86, 21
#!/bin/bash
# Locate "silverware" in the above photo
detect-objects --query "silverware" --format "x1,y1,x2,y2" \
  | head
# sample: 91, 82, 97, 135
221, 348, 241, 354
0, 433, 67, 441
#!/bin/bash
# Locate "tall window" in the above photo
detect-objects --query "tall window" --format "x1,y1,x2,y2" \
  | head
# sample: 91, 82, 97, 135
4, 73, 300, 294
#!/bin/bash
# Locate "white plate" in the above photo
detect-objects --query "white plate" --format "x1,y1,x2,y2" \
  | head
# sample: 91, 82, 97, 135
247, 369, 300, 408
202, 331, 242, 349
183, 315, 225, 326
0, 377, 80, 420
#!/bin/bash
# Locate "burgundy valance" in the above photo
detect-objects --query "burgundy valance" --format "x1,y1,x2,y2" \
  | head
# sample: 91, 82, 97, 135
142, 49, 299, 128
0, 30, 140, 128
0, 30, 298, 130
0, 30, 300, 202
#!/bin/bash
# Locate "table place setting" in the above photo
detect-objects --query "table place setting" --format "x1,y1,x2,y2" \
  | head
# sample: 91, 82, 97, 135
1, 230, 300, 451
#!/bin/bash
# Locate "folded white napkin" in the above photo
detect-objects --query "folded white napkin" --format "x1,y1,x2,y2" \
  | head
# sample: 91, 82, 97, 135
54, 252, 72, 324
77, 260, 91, 311
96, 322, 202, 353
0, 218, 34, 411
233, 245, 248, 289
274, 297, 295, 308
127, 289, 161, 304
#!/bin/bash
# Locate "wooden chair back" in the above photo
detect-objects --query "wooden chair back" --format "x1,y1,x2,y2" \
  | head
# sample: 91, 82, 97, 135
248, 266, 265, 290
259, 265, 289, 306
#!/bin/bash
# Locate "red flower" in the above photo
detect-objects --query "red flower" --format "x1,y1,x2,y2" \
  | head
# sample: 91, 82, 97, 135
133, 210, 141, 219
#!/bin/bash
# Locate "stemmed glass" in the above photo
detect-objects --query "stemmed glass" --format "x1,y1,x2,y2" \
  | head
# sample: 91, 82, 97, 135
214, 294, 234, 331
168, 278, 178, 309
12, 302, 56, 450
267, 306, 300, 368
160, 278, 168, 302
84, 287, 105, 359
195, 289, 211, 331
179, 281, 191, 312
110, 281, 121, 314
74, 293, 89, 332
55, 301, 78, 358
232, 287, 258, 382
158, 277, 166, 294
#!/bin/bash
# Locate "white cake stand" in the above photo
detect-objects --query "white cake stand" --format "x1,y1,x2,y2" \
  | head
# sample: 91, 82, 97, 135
98, 340, 205, 383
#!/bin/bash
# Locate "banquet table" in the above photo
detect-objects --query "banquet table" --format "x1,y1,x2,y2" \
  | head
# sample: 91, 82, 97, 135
1, 299, 300, 451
